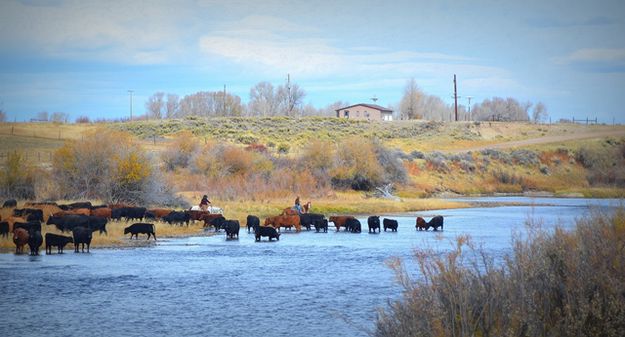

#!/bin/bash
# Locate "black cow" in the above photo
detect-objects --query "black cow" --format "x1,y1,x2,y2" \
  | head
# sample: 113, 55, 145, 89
47, 215, 89, 233
2, 199, 17, 208
14, 221, 42, 233
254, 225, 280, 241
383, 218, 398, 232
28, 230, 43, 256
416, 216, 445, 231
124, 223, 156, 240
224, 220, 240, 239
208, 216, 226, 231
368, 216, 380, 233
87, 216, 108, 234
45, 233, 74, 254
313, 219, 328, 233
67, 201, 92, 210
72, 227, 92, 253
111, 207, 125, 221
13, 208, 44, 222
345, 218, 362, 233
246, 215, 260, 233
0, 221, 9, 238
144, 211, 157, 221
162, 211, 190, 226
299, 213, 325, 231
123, 207, 146, 222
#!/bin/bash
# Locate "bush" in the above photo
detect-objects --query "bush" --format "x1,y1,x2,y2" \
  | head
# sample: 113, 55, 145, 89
425, 152, 450, 173
375, 208, 625, 337
511, 149, 539, 166
0, 152, 37, 199
161, 131, 199, 171
330, 137, 384, 191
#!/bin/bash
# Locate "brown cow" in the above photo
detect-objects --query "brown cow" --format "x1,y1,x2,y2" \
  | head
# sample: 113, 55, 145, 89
54, 208, 91, 217
148, 208, 172, 219
329, 215, 356, 232
187, 210, 210, 223
267, 215, 301, 232
90, 207, 112, 219
13, 228, 29, 254
281, 208, 298, 216
202, 213, 225, 228
416, 217, 428, 231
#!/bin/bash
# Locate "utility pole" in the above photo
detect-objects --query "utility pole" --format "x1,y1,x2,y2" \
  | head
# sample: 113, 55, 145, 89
453, 74, 458, 122
286, 73, 291, 116
466, 96, 473, 121
128, 90, 134, 121
223, 84, 227, 116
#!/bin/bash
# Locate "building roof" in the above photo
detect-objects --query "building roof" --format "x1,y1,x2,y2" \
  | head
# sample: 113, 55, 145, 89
335, 103, 393, 113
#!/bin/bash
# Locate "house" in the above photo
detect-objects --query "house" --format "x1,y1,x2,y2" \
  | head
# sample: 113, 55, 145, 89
335, 103, 393, 121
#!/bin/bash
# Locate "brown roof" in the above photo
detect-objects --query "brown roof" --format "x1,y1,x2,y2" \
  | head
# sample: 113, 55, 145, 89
335, 103, 393, 113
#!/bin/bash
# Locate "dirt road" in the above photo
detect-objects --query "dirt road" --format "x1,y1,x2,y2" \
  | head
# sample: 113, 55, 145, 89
446, 128, 625, 153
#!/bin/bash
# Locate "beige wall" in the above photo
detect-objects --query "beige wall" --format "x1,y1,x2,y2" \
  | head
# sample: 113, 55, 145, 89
336, 105, 392, 121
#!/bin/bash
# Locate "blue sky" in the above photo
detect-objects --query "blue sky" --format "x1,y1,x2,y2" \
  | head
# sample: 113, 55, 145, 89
1, 0, 624, 123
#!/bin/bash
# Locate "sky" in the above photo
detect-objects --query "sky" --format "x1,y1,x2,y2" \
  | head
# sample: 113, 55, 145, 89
1, 0, 624, 123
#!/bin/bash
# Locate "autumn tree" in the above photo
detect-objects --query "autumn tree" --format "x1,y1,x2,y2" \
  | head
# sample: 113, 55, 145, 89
399, 78, 423, 119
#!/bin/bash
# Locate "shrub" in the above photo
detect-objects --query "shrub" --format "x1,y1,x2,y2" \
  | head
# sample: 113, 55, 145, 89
511, 149, 539, 166
277, 143, 290, 154
375, 208, 625, 337
330, 137, 384, 191
425, 152, 450, 173
161, 131, 199, 171
0, 152, 37, 199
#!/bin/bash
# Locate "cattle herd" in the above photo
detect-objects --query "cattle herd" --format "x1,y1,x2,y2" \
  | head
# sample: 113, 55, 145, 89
1, 198, 444, 256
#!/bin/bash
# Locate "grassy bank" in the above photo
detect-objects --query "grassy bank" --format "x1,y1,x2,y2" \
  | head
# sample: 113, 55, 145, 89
375, 207, 625, 337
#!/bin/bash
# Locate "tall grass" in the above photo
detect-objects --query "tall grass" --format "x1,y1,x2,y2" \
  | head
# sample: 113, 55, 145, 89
375, 208, 625, 337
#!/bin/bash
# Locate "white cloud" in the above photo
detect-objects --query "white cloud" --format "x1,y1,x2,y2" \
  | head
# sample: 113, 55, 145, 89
559, 48, 625, 63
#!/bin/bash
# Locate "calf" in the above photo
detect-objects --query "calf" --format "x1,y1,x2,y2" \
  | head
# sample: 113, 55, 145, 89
72, 227, 92, 253
124, 223, 156, 240
0, 221, 9, 238
328, 216, 355, 232
13, 228, 29, 254
345, 218, 362, 233
416, 216, 444, 231
45, 233, 74, 254
246, 215, 260, 233
255, 225, 280, 241
368, 216, 380, 233
224, 220, 240, 239
383, 218, 399, 232
313, 219, 328, 233
28, 230, 43, 256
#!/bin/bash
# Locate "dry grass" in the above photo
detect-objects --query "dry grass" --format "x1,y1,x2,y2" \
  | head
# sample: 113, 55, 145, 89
375, 207, 625, 337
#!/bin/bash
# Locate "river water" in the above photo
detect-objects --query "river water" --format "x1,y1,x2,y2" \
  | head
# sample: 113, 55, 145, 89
0, 197, 622, 337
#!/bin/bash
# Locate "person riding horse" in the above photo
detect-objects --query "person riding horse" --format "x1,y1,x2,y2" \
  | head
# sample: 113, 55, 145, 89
200, 195, 211, 211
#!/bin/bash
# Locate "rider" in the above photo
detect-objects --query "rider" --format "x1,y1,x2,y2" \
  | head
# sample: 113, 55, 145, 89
294, 196, 303, 214
199, 195, 211, 211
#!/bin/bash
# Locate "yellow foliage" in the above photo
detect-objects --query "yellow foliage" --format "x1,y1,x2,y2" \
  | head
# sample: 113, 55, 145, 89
115, 151, 151, 185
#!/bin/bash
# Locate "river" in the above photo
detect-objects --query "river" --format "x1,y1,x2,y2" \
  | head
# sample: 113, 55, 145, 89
0, 197, 622, 337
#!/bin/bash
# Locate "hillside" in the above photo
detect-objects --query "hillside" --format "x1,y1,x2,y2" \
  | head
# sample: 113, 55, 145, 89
1, 118, 624, 200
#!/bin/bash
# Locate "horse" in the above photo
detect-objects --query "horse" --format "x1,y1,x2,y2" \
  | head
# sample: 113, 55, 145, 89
281, 201, 311, 215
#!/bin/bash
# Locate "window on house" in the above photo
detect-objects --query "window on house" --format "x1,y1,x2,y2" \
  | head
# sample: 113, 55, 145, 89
344, 110, 349, 118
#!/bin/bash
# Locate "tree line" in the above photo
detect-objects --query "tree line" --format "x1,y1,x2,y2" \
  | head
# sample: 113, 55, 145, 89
144, 77, 547, 123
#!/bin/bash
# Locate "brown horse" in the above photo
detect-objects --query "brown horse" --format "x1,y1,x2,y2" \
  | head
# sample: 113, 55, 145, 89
281, 201, 311, 215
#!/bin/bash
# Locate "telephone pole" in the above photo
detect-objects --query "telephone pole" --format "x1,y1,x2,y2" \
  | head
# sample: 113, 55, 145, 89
223, 84, 227, 115
466, 96, 473, 121
453, 74, 458, 122
128, 90, 134, 121
286, 73, 291, 116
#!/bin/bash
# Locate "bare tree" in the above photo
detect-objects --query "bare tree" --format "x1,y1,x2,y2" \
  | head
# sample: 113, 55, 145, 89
50, 112, 68, 123
165, 93, 179, 118
0, 109, 6, 123
399, 78, 423, 119
249, 81, 278, 116
277, 82, 306, 116
472, 97, 531, 121
145, 92, 165, 119
532, 102, 548, 123
36, 111, 49, 121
